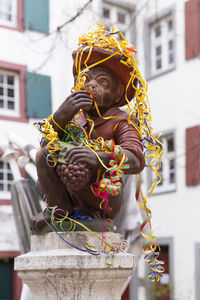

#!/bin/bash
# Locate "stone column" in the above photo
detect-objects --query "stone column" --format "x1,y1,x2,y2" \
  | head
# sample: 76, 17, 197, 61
15, 231, 135, 300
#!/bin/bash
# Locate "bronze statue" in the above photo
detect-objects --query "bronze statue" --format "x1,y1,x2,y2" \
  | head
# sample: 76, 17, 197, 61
31, 28, 146, 233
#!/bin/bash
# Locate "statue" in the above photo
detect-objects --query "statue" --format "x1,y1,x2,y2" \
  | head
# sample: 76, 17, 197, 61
31, 25, 147, 233
29, 25, 165, 282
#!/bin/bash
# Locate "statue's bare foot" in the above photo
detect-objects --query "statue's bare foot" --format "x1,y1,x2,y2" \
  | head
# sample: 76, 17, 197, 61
30, 209, 51, 233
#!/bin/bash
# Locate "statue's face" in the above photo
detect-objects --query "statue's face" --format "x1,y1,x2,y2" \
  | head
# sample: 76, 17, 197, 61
81, 66, 122, 112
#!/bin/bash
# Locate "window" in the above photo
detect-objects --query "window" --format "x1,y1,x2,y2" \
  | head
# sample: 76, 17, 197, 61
145, 9, 175, 79
145, 239, 174, 300
168, 19, 173, 31
148, 132, 176, 194
102, 1, 134, 42
0, 61, 52, 120
154, 245, 170, 300
0, 0, 17, 27
0, 61, 27, 121
0, 69, 19, 116
117, 12, 126, 24
195, 243, 200, 300
103, 7, 110, 19
158, 133, 175, 192
155, 25, 161, 37
155, 45, 162, 69
151, 15, 175, 75
0, 161, 13, 195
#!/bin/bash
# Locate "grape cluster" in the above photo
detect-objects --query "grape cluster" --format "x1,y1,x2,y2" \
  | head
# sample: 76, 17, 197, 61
56, 162, 93, 191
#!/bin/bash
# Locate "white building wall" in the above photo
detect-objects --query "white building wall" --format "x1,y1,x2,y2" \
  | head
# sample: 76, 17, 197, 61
0, 0, 124, 255
1, 0, 199, 299
0, 205, 19, 251
0, 0, 136, 147
0, 0, 97, 252
135, 1, 200, 300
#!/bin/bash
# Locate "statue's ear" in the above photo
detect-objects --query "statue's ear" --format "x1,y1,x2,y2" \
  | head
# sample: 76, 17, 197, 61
115, 83, 124, 103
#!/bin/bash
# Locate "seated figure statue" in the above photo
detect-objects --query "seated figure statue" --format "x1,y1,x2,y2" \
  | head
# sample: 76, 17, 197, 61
31, 26, 146, 233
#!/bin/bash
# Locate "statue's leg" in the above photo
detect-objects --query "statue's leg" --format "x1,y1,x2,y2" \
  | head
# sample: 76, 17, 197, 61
31, 148, 74, 232
76, 186, 122, 220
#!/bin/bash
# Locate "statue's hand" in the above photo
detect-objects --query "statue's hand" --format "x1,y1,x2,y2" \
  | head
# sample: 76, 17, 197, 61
53, 91, 93, 126
64, 146, 98, 170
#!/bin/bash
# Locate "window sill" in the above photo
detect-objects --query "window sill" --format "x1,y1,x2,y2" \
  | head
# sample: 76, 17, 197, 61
0, 192, 11, 204
0, 0, 24, 32
150, 184, 176, 196
147, 65, 176, 82
0, 114, 28, 122
0, 199, 12, 205
0, 23, 24, 32
104, 0, 135, 10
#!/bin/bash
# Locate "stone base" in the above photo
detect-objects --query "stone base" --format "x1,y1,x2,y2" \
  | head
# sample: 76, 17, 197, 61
15, 232, 135, 300
38, 217, 117, 234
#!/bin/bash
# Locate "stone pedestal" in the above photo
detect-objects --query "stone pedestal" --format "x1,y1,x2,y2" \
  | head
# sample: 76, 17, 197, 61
15, 232, 135, 300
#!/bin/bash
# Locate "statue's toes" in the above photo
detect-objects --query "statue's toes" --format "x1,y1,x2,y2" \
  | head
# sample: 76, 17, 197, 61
30, 217, 35, 231
30, 212, 45, 232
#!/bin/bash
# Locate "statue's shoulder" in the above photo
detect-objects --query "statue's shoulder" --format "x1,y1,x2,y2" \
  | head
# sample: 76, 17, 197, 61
107, 107, 129, 118
111, 107, 130, 120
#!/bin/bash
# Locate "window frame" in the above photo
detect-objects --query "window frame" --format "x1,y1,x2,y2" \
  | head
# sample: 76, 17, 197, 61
0, 0, 24, 31
0, 161, 13, 191
0, 0, 17, 27
0, 61, 27, 122
145, 237, 174, 300
102, 0, 135, 43
0, 160, 14, 199
0, 69, 20, 117
195, 243, 200, 300
147, 129, 176, 195
144, 5, 176, 80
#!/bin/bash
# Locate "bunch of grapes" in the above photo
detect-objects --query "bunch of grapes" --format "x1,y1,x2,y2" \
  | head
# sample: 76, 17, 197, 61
56, 162, 93, 191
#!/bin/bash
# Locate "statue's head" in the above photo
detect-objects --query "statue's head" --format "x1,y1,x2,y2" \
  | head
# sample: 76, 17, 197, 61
73, 64, 125, 111
72, 25, 140, 107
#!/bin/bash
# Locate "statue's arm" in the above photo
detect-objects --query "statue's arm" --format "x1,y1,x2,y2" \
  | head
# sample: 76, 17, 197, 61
113, 120, 145, 174
63, 144, 143, 176
51, 91, 93, 138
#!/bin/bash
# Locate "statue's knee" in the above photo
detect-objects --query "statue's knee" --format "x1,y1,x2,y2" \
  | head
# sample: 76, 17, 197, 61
36, 148, 47, 166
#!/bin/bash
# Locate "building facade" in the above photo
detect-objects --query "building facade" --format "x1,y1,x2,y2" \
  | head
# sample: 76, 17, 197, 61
0, 0, 80, 298
0, 0, 199, 299
135, 1, 200, 300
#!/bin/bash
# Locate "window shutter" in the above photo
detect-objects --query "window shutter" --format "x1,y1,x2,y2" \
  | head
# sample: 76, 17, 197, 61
0, 260, 13, 299
185, 0, 200, 60
26, 72, 52, 119
24, 0, 49, 34
186, 125, 200, 186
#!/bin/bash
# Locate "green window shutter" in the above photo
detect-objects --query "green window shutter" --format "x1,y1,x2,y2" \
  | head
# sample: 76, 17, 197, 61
24, 0, 49, 34
0, 259, 13, 299
26, 72, 52, 119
